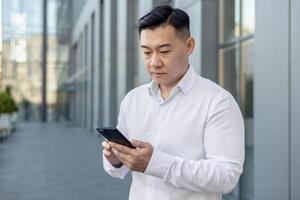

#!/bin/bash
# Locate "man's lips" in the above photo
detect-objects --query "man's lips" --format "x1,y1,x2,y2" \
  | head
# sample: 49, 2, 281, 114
151, 72, 166, 75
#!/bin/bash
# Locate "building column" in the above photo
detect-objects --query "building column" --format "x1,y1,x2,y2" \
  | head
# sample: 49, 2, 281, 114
103, 0, 117, 126
254, 0, 290, 199
291, 0, 300, 199
41, 0, 47, 122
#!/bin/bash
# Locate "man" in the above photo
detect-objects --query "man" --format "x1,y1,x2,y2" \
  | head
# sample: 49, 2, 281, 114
102, 5, 244, 200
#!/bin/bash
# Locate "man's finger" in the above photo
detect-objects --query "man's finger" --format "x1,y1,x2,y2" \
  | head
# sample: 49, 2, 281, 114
110, 142, 134, 154
103, 149, 111, 156
118, 158, 132, 169
116, 150, 134, 166
102, 141, 111, 149
131, 139, 149, 148
111, 148, 118, 156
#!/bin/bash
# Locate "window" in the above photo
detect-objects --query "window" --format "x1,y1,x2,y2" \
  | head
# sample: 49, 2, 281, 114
219, 0, 254, 200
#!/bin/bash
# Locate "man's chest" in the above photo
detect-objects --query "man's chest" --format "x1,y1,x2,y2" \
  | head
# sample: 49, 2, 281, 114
126, 97, 208, 160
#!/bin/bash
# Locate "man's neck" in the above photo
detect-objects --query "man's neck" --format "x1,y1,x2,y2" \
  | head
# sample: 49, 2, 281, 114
158, 64, 190, 100
159, 84, 174, 100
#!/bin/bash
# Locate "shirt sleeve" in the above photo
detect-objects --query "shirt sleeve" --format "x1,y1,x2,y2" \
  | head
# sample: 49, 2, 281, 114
144, 91, 245, 194
102, 153, 129, 179
102, 94, 130, 179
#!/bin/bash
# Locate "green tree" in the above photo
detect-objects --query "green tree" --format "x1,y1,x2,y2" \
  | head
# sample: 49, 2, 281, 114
0, 91, 18, 114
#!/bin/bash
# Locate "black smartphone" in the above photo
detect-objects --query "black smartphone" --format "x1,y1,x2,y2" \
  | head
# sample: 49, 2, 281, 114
96, 128, 136, 149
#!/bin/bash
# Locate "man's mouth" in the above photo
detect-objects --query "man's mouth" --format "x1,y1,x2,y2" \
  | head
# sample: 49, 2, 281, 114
151, 73, 166, 75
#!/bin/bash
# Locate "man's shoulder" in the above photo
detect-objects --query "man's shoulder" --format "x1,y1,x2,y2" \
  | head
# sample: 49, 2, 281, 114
194, 75, 228, 96
193, 75, 235, 106
127, 83, 150, 96
122, 83, 150, 103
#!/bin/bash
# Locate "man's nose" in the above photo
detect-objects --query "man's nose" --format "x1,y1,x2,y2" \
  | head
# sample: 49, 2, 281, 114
150, 53, 162, 69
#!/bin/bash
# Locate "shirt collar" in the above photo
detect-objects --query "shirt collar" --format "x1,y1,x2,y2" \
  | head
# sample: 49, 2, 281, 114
148, 65, 197, 97
148, 80, 160, 97
177, 65, 197, 95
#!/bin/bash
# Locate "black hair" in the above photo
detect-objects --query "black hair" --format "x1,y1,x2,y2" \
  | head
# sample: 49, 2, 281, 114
138, 5, 190, 39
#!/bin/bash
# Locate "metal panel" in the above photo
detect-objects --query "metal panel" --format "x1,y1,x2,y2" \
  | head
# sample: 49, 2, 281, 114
291, 0, 300, 199
200, 0, 218, 81
80, 34, 85, 127
98, 1, 104, 127
174, 0, 204, 75
86, 19, 92, 131
183, 1, 202, 74
254, 0, 290, 199
72, 0, 98, 45
41, 0, 47, 122
110, 0, 118, 126
93, 3, 100, 130
90, 13, 95, 131
103, 0, 111, 126
84, 25, 88, 128
137, 0, 153, 85
174, 0, 199, 9
125, 0, 137, 93
103, 0, 117, 126
117, 0, 128, 108
116, 0, 136, 108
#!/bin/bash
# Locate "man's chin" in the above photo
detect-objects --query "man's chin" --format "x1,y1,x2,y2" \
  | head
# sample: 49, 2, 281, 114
152, 78, 165, 85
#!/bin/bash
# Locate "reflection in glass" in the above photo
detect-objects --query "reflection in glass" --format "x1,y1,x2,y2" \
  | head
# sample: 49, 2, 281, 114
10, 38, 27, 62
1, 0, 69, 121
242, 0, 255, 35
219, 1, 254, 199
218, 45, 239, 99
2, 0, 43, 121
240, 39, 254, 200
219, 0, 240, 43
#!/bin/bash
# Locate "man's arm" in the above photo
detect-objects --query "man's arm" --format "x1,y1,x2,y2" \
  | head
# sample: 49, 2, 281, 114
144, 91, 245, 193
144, 149, 243, 194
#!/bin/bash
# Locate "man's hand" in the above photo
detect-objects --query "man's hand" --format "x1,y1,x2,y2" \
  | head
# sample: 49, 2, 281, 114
102, 140, 122, 167
109, 140, 153, 172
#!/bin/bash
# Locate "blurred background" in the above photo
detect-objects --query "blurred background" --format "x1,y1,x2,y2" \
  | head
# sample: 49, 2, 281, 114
0, 0, 299, 200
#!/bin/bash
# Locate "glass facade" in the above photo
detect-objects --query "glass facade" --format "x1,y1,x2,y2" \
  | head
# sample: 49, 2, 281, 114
2, 0, 43, 120
1, 0, 68, 121
219, 0, 254, 200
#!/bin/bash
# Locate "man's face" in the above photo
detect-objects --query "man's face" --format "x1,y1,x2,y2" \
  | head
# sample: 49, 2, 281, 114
140, 25, 194, 89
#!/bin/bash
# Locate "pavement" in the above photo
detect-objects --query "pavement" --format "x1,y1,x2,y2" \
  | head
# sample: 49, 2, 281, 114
0, 122, 131, 200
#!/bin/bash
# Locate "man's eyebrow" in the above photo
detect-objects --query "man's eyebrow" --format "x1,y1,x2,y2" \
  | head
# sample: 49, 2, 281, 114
141, 44, 172, 49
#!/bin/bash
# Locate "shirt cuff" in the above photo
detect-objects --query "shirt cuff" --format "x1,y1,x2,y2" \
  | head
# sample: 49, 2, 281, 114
144, 148, 174, 179
102, 153, 129, 179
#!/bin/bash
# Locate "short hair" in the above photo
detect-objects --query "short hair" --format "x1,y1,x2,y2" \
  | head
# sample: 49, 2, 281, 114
138, 5, 190, 39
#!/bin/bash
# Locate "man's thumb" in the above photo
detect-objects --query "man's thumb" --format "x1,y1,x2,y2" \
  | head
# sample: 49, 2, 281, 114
131, 140, 148, 148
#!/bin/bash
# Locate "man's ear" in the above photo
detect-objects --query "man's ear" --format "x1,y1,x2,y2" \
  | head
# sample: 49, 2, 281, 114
186, 37, 195, 55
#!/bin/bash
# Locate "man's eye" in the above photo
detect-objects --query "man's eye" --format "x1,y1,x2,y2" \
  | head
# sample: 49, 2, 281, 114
160, 51, 170, 54
144, 52, 152, 55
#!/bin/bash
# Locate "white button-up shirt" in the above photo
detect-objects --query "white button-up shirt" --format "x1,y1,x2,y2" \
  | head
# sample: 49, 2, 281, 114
103, 66, 245, 200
